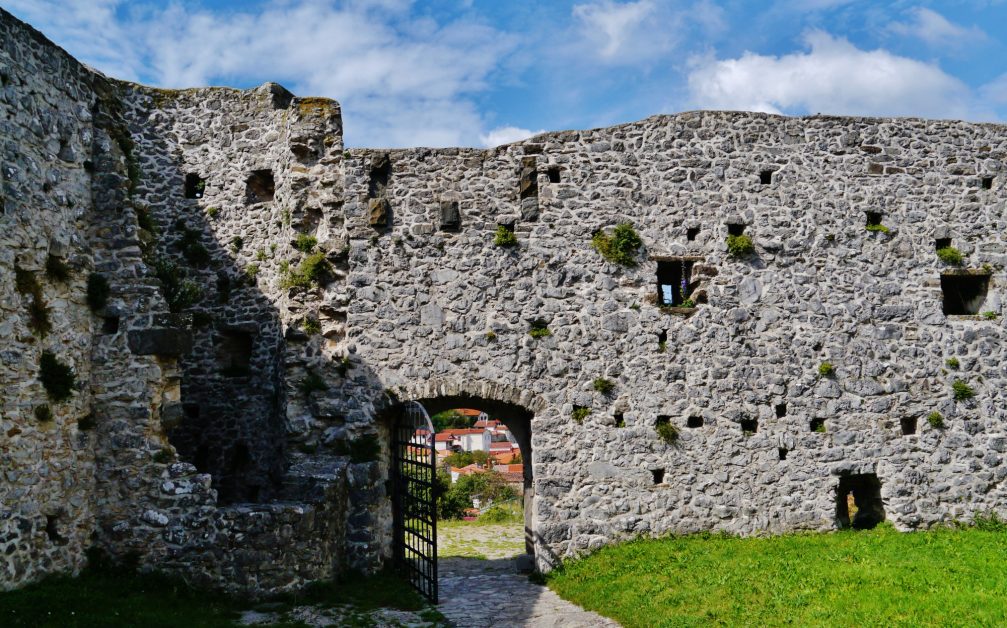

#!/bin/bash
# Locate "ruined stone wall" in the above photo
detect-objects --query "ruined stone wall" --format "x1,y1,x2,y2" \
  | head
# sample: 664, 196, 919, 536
0, 8, 100, 589
341, 113, 1007, 565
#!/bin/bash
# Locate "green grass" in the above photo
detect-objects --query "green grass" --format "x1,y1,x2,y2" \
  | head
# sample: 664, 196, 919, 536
0, 565, 441, 628
547, 526, 1007, 627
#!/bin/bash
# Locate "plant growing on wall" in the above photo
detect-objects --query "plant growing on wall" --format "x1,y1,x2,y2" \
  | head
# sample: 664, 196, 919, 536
818, 362, 835, 378
529, 319, 551, 338
945, 357, 960, 370
927, 411, 945, 429
726, 234, 755, 257
281, 252, 330, 289
571, 407, 591, 423
303, 317, 322, 334
983, 311, 998, 320
494, 225, 518, 247
34, 405, 53, 422
15, 266, 51, 337
301, 369, 328, 395
865, 223, 890, 234
937, 246, 964, 265
153, 259, 202, 312
39, 351, 76, 402
44, 254, 71, 282
656, 421, 679, 444
294, 233, 317, 253
592, 223, 642, 266
593, 378, 615, 395
952, 379, 975, 401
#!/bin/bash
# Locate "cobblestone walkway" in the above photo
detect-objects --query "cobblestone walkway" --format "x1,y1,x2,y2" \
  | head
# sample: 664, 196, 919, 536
437, 523, 618, 628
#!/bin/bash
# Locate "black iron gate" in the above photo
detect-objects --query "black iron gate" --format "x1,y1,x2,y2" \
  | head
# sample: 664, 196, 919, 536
392, 400, 438, 603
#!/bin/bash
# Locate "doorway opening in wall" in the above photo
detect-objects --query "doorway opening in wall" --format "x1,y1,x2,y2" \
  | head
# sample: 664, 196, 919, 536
941, 272, 990, 315
835, 473, 885, 530
390, 396, 535, 603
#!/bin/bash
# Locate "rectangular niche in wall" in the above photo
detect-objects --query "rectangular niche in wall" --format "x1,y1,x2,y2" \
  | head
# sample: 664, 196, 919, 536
184, 173, 206, 199
900, 417, 917, 435
835, 473, 885, 530
216, 329, 254, 377
657, 259, 695, 306
245, 170, 275, 204
941, 272, 990, 315
439, 199, 461, 232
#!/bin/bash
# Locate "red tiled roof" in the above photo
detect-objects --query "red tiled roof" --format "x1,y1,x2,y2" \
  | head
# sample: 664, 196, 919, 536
442, 428, 485, 436
434, 433, 455, 442
489, 442, 513, 451
455, 408, 483, 417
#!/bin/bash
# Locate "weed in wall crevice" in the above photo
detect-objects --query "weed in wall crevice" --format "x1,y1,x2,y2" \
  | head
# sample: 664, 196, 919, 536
87, 273, 111, 312
592, 223, 642, 266
39, 351, 77, 402
15, 266, 51, 337
44, 254, 71, 282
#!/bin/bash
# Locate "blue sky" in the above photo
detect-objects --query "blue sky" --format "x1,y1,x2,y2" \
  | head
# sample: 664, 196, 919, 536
6, 1, 1007, 147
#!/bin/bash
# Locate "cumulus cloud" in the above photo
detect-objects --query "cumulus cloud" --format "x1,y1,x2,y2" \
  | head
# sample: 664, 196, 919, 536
888, 7, 986, 48
687, 30, 973, 119
479, 126, 544, 147
4, 0, 516, 148
571, 0, 679, 63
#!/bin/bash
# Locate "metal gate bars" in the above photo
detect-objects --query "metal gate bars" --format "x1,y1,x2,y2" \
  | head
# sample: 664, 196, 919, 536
392, 400, 438, 603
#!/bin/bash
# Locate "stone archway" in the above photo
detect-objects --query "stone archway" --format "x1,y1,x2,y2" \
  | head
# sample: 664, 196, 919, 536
394, 379, 546, 560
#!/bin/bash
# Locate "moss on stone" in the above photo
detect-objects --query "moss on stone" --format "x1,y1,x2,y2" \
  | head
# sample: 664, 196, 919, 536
39, 351, 76, 402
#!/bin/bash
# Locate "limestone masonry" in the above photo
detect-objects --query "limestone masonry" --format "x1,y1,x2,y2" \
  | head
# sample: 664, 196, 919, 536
5, 7, 1007, 594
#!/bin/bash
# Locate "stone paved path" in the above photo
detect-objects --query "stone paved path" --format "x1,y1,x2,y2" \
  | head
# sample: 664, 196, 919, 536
437, 522, 619, 628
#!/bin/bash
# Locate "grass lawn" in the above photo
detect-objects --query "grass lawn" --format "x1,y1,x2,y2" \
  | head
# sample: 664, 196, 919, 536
547, 525, 1007, 627
0, 564, 439, 627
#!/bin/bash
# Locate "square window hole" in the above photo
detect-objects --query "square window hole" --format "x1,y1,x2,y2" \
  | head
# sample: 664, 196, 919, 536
547, 166, 561, 183
686, 227, 700, 241
810, 418, 826, 433
657, 329, 667, 350
778, 447, 788, 460
651, 468, 665, 485
935, 238, 952, 251
836, 473, 885, 530
102, 316, 119, 334
614, 413, 625, 428
865, 211, 883, 228
727, 223, 746, 237
759, 170, 772, 185
941, 273, 990, 315
184, 173, 205, 199
246, 170, 275, 203
44, 514, 66, 545
216, 329, 254, 377
982, 176, 994, 190
900, 417, 917, 435
775, 403, 787, 418
657, 260, 695, 306
687, 415, 703, 428
740, 418, 757, 434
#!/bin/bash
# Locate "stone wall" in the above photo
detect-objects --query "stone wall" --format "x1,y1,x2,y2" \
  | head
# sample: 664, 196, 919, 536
339, 114, 1007, 565
0, 8, 99, 589
8, 3, 1007, 595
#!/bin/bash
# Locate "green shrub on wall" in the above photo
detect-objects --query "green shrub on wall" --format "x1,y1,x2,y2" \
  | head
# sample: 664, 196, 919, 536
726, 234, 755, 256
592, 223, 642, 266
39, 351, 76, 402
87, 273, 111, 312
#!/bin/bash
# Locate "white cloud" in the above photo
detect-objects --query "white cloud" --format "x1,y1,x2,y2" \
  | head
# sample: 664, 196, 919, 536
5, 0, 517, 148
571, 0, 678, 64
888, 7, 986, 48
479, 126, 544, 147
687, 30, 973, 120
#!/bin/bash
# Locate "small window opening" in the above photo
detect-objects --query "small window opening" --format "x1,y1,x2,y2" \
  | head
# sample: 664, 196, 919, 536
245, 170, 275, 204
657, 329, 667, 349
216, 330, 254, 377
740, 418, 757, 434
44, 514, 66, 545
759, 170, 773, 185
835, 473, 885, 530
941, 273, 990, 315
775, 403, 787, 418
865, 211, 883, 228
778, 448, 788, 461
686, 227, 700, 241
102, 316, 120, 334
440, 200, 461, 232
368, 153, 392, 198
727, 223, 746, 237
614, 413, 625, 428
182, 403, 200, 419
900, 417, 917, 435
651, 469, 665, 485
935, 238, 952, 251
519, 157, 538, 200
184, 174, 206, 199
982, 176, 994, 190
657, 260, 695, 306
810, 418, 826, 432
547, 166, 561, 184
687, 415, 703, 428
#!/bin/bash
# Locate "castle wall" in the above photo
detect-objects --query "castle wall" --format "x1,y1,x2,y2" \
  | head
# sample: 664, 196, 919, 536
0, 8, 100, 589
340, 113, 1007, 564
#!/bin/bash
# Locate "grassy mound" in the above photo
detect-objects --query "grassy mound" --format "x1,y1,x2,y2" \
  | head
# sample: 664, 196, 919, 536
547, 525, 1007, 627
